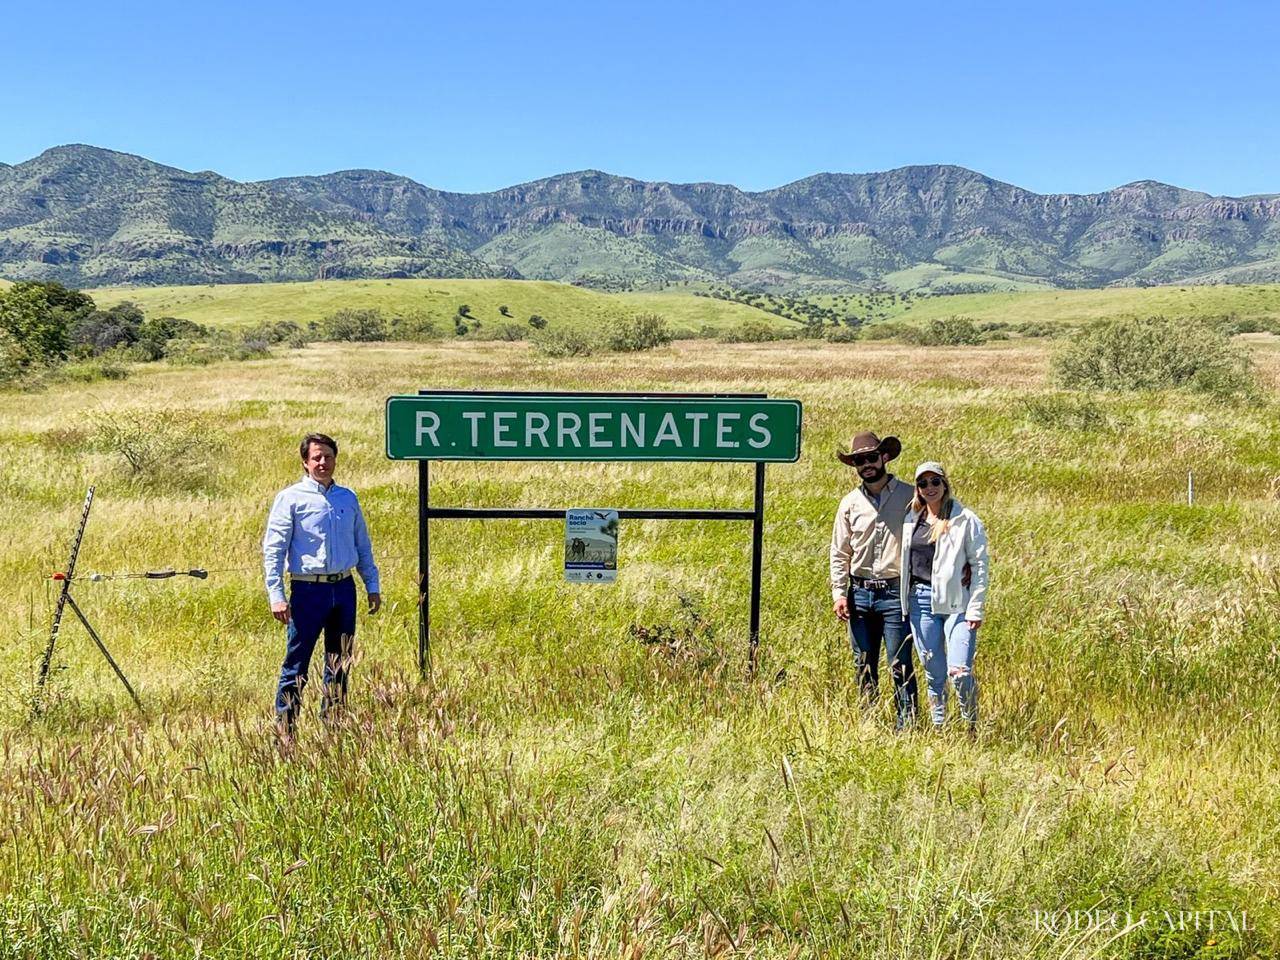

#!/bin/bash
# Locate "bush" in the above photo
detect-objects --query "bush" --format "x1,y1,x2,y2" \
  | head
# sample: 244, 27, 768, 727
56, 356, 130, 383
1052, 315, 1255, 398
1021, 394, 1111, 432
164, 332, 270, 365
824, 326, 861, 343
0, 329, 32, 385
315, 309, 388, 342
603, 313, 672, 352
389, 312, 440, 342
528, 314, 547, 330
69, 302, 145, 357
494, 323, 528, 342
533, 328, 594, 357
719, 320, 784, 343
241, 320, 305, 346
860, 322, 913, 342
89, 409, 223, 489
1014, 320, 1064, 339
905, 316, 986, 346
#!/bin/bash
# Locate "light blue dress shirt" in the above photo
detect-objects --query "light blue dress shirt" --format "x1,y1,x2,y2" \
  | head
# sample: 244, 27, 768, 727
262, 475, 380, 605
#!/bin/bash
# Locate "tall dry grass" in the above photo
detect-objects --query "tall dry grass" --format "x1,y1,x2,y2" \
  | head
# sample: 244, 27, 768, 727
1, 338, 1277, 957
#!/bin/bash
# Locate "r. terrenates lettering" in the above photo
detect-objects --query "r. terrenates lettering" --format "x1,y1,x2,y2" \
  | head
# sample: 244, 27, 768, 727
416, 408, 773, 451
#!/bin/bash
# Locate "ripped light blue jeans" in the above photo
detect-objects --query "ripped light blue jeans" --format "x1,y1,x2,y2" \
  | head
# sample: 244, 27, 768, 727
907, 580, 977, 727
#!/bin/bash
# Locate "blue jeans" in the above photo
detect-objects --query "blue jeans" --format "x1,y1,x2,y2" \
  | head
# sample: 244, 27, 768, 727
907, 581, 977, 727
847, 581, 917, 728
275, 577, 358, 728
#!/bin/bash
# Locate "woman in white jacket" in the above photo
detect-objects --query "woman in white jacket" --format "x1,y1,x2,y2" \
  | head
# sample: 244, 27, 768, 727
899, 461, 989, 730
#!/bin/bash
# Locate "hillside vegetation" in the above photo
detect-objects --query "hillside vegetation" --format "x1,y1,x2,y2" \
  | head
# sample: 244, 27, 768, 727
88, 278, 794, 335
87, 278, 1280, 340
808, 283, 1280, 326
6, 145, 1280, 290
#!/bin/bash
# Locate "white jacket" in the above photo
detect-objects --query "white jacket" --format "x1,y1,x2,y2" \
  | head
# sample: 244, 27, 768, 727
898, 498, 989, 621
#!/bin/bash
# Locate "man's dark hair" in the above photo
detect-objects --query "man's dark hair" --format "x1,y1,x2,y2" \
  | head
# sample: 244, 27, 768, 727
300, 432, 338, 460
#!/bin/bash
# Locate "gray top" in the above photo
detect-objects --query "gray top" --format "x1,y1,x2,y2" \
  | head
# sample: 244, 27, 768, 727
909, 512, 935, 585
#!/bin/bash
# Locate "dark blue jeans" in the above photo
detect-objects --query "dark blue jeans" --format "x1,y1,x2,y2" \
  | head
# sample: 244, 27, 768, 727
275, 577, 357, 728
847, 581, 918, 728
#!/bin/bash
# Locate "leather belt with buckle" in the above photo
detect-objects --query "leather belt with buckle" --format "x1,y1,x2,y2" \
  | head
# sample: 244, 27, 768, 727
291, 570, 352, 583
851, 575, 894, 590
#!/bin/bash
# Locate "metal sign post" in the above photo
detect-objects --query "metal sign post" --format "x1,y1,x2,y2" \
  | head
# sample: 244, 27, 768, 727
33, 486, 144, 716
387, 391, 803, 678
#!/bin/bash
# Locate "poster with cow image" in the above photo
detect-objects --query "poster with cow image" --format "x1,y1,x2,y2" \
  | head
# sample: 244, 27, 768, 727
564, 509, 619, 582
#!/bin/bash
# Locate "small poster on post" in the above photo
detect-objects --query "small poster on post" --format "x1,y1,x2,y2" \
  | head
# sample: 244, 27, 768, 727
564, 509, 618, 582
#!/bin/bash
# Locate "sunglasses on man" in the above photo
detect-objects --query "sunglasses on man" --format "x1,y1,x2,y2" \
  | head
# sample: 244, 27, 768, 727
851, 452, 882, 466
916, 476, 945, 489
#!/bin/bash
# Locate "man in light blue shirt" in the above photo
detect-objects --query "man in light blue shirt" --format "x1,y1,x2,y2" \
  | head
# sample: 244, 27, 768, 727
263, 432, 380, 737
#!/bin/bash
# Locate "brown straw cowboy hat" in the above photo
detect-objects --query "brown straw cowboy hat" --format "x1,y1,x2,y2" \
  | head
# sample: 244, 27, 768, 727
837, 431, 902, 466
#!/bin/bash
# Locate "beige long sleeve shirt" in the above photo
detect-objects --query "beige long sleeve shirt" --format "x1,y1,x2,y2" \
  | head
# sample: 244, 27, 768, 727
829, 475, 914, 600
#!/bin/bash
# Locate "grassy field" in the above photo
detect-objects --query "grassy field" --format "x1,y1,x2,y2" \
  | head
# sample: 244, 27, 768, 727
3, 337, 1279, 957
86, 278, 793, 337
818, 283, 1280, 327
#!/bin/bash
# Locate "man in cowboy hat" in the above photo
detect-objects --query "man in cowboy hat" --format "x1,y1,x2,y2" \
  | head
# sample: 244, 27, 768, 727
830, 431, 918, 728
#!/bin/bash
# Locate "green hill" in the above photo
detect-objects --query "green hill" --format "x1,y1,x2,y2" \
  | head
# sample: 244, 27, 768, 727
87, 277, 794, 335
829, 283, 1280, 326
82, 277, 1280, 339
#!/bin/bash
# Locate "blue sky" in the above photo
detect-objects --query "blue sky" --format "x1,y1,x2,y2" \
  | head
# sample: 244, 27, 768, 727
2, 0, 1276, 196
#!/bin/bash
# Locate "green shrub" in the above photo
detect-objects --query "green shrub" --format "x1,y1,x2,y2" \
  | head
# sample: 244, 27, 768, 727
316, 308, 388, 342
494, 323, 528, 342
719, 320, 784, 343
824, 326, 860, 343
56, 356, 130, 383
1014, 320, 1064, 339
69, 302, 145, 357
860, 322, 912, 342
603, 313, 672, 352
89, 409, 224, 489
906, 316, 986, 346
164, 333, 270, 366
1206, 314, 1280, 336
241, 320, 305, 346
1021, 394, 1112, 432
533, 328, 594, 358
389, 312, 440, 342
0, 329, 32, 385
1052, 315, 1255, 398
528, 314, 547, 330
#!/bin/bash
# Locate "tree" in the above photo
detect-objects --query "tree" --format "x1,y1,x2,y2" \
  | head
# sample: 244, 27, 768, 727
456, 304, 472, 318
604, 313, 672, 352
0, 280, 95, 363
528, 314, 547, 330
71, 302, 146, 356
315, 308, 388, 342
498, 304, 511, 317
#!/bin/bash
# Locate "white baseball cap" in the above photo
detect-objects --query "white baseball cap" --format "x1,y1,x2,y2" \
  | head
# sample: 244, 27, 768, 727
913, 461, 947, 481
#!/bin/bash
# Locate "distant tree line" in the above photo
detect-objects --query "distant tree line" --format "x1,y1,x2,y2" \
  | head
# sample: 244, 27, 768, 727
0, 281, 296, 388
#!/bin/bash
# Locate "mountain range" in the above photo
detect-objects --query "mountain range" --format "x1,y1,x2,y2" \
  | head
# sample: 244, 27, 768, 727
2, 144, 1279, 292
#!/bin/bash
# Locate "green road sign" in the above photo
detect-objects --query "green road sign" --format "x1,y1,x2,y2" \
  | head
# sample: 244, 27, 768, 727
386, 394, 802, 462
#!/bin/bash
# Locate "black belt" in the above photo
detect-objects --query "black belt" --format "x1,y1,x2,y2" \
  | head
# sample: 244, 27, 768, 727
851, 575, 897, 590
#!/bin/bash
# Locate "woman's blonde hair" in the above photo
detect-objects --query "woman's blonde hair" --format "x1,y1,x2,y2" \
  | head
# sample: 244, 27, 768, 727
912, 474, 953, 543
